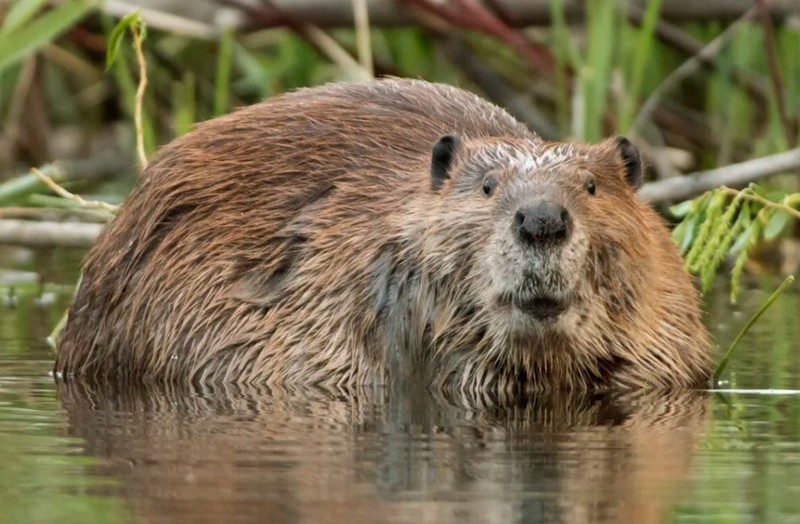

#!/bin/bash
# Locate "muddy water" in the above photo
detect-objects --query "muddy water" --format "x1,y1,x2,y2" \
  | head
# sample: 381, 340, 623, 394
2, 247, 800, 523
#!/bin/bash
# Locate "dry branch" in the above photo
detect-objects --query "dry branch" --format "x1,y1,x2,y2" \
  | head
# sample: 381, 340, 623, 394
353, 0, 374, 76
632, 8, 756, 134
627, 5, 769, 105
0, 220, 103, 248
639, 148, 800, 203
0, 207, 112, 223
31, 168, 119, 213
104, 0, 799, 36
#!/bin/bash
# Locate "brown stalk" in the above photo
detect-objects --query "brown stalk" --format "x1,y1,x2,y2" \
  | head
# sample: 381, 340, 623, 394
131, 25, 149, 171
398, 0, 554, 74
720, 185, 800, 220
754, 0, 795, 146
31, 167, 119, 213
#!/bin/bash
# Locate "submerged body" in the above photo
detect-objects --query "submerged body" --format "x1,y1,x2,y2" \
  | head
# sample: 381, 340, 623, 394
55, 79, 712, 392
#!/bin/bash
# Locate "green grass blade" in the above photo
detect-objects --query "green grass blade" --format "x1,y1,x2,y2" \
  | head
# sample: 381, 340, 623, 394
1, 0, 49, 34
713, 274, 796, 383
214, 26, 234, 117
0, 0, 95, 74
619, 0, 663, 132
0, 165, 64, 205
101, 13, 156, 156
547, 0, 581, 135
106, 10, 143, 69
583, 0, 616, 141
49, 274, 82, 351
173, 73, 196, 137
547, 0, 582, 70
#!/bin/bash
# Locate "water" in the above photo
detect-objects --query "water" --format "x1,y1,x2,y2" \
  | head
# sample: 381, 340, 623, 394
2, 247, 800, 523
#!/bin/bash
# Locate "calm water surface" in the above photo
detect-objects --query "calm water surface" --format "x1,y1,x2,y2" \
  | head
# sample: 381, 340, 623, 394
2, 248, 800, 523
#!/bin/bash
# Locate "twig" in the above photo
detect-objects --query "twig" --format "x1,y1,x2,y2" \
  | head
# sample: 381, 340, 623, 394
632, 8, 756, 134
302, 25, 372, 80
755, 0, 795, 146
713, 274, 795, 383
719, 186, 800, 220
0, 219, 103, 248
131, 24, 149, 170
31, 168, 120, 213
0, 206, 112, 223
0, 155, 130, 205
352, 0, 373, 77
627, 4, 769, 105
639, 148, 800, 203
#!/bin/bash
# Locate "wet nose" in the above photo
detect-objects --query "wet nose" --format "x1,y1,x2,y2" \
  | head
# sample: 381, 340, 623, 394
514, 202, 571, 246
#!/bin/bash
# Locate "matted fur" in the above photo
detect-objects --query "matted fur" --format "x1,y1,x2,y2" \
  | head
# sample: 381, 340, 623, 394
55, 78, 712, 393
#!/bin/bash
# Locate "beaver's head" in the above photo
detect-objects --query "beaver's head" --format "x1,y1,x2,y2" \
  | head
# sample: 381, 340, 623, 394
427, 134, 645, 339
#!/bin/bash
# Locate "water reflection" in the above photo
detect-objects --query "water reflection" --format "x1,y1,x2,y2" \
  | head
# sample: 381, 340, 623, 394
58, 381, 709, 524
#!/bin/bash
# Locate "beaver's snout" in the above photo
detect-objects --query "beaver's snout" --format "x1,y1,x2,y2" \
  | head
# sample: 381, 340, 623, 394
514, 201, 571, 246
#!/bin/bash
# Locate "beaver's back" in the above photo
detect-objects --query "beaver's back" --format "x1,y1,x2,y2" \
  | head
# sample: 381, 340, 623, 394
55, 79, 536, 383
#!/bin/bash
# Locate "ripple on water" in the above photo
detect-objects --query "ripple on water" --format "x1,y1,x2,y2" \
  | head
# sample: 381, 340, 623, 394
0, 281, 800, 523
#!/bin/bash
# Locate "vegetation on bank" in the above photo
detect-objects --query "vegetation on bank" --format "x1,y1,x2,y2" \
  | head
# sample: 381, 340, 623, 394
0, 0, 799, 377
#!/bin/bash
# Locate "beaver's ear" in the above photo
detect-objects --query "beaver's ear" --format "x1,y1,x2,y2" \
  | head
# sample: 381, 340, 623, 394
615, 136, 643, 190
431, 134, 459, 190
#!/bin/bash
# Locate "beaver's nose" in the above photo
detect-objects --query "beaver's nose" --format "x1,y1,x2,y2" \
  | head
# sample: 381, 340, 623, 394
514, 202, 571, 246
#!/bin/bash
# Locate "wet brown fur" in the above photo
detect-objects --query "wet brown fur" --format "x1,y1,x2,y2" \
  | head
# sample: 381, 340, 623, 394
55, 78, 712, 393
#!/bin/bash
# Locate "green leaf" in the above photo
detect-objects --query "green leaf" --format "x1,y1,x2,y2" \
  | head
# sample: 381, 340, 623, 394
740, 200, 753, 228
676, 211, 701, 254
730, 218, 762, 303
0, 0, 94, 74
231, 41, 269, 97
669, 199, 693, 219
764, 209, 791, 240
686, 190, 727, 271
748, 183, 768, 196
785, 193, 800, 206
105, 10, 143, 70
1, 0, 49, 34
671, 219, 687, 247
729, 203, 753, 254
764, 191, 788, 203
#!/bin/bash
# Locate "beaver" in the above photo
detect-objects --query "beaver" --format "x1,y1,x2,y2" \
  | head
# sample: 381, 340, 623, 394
54, 78, 712, 392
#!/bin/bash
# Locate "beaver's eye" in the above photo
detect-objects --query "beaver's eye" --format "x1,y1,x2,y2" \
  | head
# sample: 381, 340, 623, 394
482, 176, 497, 197
585, 177, 596, 196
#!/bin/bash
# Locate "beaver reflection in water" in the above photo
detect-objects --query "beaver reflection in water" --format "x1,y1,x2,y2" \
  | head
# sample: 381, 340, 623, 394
55, 79, 712, 392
